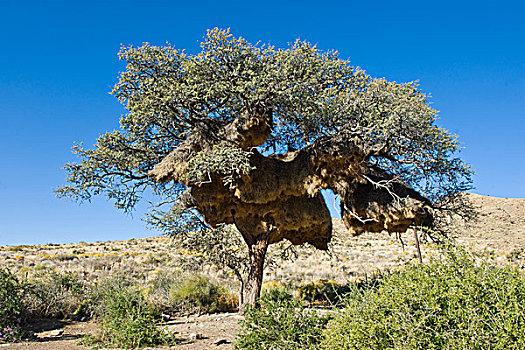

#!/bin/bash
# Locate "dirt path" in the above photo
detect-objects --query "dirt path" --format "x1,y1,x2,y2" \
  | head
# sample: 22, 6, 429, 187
0, 314, 241, 350
165, 313, 241, 349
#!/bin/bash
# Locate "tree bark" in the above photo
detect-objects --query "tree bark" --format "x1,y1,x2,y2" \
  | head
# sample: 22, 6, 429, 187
414, 227, 423, 264
239, 279, 245, 310
233, 270, 245, 310
242, 234, 269, 310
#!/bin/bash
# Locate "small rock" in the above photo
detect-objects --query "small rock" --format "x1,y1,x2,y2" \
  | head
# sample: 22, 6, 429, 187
188, 333, 203, 340
49, 329, 64, 337
37, 329, 64, 338
213, 338, 228, 345
160, 313, 171, 321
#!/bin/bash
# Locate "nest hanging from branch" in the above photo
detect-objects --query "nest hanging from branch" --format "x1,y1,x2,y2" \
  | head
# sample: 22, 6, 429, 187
149, 106, 433, 249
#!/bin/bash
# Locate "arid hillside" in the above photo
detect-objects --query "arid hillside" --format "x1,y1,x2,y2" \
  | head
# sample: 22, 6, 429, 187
1, 194, 524, 286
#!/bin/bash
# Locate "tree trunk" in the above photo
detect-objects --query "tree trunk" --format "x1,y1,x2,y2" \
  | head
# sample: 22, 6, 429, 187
242, 234, 269, 310
413, 227, 423, 264
234, 270, 245, 310
239, 279, 245, 310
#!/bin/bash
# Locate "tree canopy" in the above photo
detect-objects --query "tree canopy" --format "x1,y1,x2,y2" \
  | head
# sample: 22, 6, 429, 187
58, 28, 472, 304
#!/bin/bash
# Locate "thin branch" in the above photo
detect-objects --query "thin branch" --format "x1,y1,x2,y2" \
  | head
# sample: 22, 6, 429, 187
342, 202, 379, 224
362, 174, 402, 206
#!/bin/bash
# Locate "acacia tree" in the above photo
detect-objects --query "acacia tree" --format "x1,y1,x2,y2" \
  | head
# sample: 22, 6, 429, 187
58, 28, 472, 306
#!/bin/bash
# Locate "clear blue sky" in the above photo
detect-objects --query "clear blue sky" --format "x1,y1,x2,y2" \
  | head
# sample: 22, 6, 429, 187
1, 0, 523, 246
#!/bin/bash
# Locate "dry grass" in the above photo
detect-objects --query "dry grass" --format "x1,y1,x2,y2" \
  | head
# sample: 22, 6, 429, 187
1, 194, 524, 292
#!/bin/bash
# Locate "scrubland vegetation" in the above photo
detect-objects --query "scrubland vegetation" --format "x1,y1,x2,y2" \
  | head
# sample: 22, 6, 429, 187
0, 267, 238, 348
2, 242, 525, 349
1, 195, 524, 349
237, 246, 525, 349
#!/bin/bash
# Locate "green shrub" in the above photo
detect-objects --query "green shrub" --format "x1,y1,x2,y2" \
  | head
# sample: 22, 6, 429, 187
143, 270, 183, 311
5, 246, 24, 252
298, 279, 349, 305
236, 298, 331, 349
33, 264, 45, 271
322, 246, 525, 350
87, 276, 174, 349
508, 247, 525, 264
169, 274, 235, 314
260, 282, 293, 303
0, 269, 23, 342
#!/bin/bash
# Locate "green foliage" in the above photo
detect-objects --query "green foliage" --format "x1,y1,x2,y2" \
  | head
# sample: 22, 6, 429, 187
260, 282, 293, 303
147, 206, 208, 235
236, 298, 331, 350
322, 246, 525, 350
58, 27, 471, 214
182, 225, 248, 272
186, 146, 255, 187
88, 276, 174, 349
297, 279, 348, 305
148, 212, 248, 280
33, 264, 45, 271
0, 269, 23, 342
169, 274, 235, 314
507, 247, 525, 265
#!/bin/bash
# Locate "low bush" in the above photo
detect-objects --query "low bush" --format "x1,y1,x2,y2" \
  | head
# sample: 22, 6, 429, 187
322, 246, 525, 349
24, 271, 87, 319
0, 269, 24, 342
169, 274, 236, 314
144, 270, 183, 311
86, 276, 175, 349
236, 298, 331, 350
297, 279, 349, 305
260, 281, 293, 302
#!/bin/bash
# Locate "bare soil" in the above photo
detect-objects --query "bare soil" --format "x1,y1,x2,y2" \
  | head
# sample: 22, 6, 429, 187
0, 320, 94, 350
0, 315, 241, 350
1, 194, 524, 349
